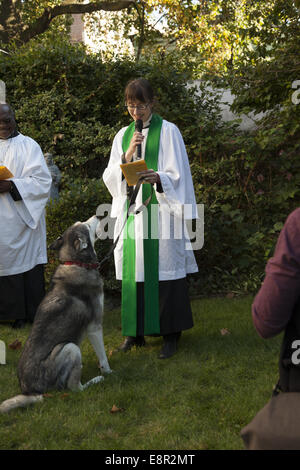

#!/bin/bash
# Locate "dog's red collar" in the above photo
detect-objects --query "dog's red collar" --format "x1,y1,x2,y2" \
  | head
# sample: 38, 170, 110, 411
63, 261, 99, 270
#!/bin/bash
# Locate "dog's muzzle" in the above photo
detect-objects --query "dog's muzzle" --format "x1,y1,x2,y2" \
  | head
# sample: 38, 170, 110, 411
83, 215, 101, 245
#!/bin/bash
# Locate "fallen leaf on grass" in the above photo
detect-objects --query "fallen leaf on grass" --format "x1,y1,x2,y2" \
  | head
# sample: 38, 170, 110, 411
110, 404, 125, 414
43, 393, 54, 398
8, 339, 22, 350
60, 393, 70, 399
220, 328, 231, 336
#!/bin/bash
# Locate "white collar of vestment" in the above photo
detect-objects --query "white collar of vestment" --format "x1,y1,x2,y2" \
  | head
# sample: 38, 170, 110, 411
143, 114, 152, 129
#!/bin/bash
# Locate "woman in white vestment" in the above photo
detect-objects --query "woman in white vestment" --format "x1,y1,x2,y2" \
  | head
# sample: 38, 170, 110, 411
103, 78, 198, 358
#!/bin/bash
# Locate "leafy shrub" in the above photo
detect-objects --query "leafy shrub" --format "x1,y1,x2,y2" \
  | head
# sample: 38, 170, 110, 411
190, 120, 300, 296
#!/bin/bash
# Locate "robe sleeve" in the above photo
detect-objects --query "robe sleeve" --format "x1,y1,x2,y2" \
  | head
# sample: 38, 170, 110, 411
252, 208, 300, 338
102, 127, 127, 218
11, 138, 52, 230
156, 122, 198, 220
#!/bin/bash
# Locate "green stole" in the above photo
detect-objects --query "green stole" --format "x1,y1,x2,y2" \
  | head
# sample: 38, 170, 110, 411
121, 114, 163, 336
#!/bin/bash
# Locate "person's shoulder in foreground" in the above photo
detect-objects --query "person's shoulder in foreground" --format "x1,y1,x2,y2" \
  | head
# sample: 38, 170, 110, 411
252, 207, 300, 339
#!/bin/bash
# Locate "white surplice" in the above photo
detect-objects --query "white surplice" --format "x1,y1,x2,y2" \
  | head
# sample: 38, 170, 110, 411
0, 133, 52, 276
102, 118, 199, 282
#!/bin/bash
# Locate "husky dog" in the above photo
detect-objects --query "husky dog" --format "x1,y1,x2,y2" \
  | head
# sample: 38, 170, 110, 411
0, 216, 111, 413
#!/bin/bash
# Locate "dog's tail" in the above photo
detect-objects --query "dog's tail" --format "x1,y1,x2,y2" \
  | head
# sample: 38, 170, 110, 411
0, 394, 43, 413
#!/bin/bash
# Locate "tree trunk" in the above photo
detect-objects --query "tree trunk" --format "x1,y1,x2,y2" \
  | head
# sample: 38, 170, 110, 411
133, 1, 145, 62
0, 0, 22, 46
0, 0, 135, 47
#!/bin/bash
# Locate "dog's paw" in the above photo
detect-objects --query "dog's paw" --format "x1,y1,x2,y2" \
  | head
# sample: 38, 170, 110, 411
98, 361, 112, 374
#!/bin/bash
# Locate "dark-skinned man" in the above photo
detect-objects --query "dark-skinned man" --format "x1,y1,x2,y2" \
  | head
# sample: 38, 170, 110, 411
0, 104, 52, 328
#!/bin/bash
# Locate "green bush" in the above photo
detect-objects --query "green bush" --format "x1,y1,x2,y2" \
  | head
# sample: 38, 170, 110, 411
190, 121, 300, 296
0, 37, 225, 177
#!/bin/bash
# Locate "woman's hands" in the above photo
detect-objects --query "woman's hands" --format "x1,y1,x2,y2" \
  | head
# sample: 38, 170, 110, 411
0, 180, 12, 193
137, 169, 161, 185
125, 128, 160, 184
125, 131, 144, 162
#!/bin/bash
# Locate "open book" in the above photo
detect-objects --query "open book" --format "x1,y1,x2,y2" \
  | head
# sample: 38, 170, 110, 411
0, 165, 13, 180
120, 160, 147, 186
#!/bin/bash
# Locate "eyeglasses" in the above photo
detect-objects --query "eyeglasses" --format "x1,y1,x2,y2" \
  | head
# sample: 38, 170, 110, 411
125, 103, 149, 111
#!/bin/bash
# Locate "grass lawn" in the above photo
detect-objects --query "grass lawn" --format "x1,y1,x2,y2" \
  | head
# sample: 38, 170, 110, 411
0, 295, 282, 450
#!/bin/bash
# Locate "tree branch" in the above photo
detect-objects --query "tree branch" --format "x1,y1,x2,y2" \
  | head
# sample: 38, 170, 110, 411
18, 1, 135, 44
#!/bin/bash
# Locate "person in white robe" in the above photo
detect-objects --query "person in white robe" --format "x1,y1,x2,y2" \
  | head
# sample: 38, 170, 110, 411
103, 78, 198, 359
0, 104, 52, 328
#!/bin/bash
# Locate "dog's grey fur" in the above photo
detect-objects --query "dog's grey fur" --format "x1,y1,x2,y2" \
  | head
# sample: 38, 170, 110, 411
0, 216, 111, 413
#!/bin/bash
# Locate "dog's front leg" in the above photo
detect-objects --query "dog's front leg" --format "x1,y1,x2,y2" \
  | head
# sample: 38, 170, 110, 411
87, 324, 112, 374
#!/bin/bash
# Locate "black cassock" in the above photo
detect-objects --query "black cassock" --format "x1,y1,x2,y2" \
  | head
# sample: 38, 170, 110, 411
136, 278, 194, 336
0, 180, 45, 323
0, 264, 45, 322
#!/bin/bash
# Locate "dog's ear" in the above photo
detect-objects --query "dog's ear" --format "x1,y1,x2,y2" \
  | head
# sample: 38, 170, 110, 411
49, 236, 63, 251
74, 236, 88, 252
